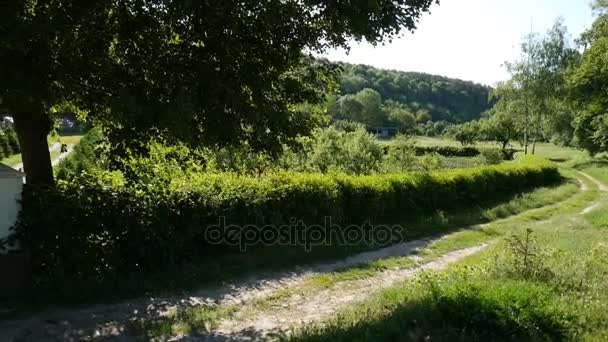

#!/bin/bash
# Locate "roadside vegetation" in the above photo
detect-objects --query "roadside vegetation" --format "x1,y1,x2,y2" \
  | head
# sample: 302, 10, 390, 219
3, 0, 608, 341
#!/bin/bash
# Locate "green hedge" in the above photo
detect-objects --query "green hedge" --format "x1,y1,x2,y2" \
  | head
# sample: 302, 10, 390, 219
10, 156, 559, 291
414, 145, 481, 157
383, 145, 518, 160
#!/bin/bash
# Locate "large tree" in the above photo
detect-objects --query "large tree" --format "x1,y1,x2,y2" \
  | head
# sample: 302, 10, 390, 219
1, 0, 437, 185
566, 1, 608, 155
503, 19, 579, 153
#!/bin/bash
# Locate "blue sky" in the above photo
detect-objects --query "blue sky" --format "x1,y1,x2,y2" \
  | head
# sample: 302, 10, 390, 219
322, 0, 595, 86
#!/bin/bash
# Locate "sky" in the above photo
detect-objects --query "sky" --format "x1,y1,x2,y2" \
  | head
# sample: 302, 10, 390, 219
322, 0, 596, 86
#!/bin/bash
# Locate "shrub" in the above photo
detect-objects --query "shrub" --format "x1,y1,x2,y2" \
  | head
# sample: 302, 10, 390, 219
481, 148, 504, 165
282, 127, 384, 175
10, 156, 560, 295
55, 128, 107, 180
331, 120, 366, 133
419, 152, 443, 171
383, 134, 417, 172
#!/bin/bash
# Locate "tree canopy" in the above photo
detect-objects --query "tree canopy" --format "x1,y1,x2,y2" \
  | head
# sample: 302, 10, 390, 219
1, 0, 437, 184
568, 5, 608, 155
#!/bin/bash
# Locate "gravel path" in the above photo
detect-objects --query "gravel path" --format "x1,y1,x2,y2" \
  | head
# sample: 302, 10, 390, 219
51, 144, 75, 167
11, 143, 61, 171
577, 170, 608, 215
209, 244, 490, 341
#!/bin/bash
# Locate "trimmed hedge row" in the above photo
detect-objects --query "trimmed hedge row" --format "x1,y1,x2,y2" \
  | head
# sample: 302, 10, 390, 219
383, 145, 518, 160
414, 145, 481, 157
11, 156, 559, 290
0, 127, 20, 159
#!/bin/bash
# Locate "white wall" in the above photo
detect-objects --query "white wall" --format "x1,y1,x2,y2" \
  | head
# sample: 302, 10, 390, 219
0, 177, 22, 251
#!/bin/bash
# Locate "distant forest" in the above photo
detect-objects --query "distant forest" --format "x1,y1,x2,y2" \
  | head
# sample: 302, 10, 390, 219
332, 62, 494, 126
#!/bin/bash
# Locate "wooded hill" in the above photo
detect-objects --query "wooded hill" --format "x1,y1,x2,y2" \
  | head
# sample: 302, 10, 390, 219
336, 62, 494, 123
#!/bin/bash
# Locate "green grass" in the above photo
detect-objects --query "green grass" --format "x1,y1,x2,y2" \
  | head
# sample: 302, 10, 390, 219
288, 163, 608, 342
57, 134, 83, 145
0, 153, 23, 167
436, 155, 487, 169
299, 175, 582, 291
290, 211, 608, 341
127, 304, 238, 339
0, 134, 83, 167
389, 136, 590, 164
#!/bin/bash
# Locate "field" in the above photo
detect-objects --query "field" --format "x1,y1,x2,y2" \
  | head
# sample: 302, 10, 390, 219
409, 135, 588, 161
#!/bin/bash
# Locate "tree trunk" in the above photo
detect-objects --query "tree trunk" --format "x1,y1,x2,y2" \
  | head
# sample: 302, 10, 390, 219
12, 112, 55, 186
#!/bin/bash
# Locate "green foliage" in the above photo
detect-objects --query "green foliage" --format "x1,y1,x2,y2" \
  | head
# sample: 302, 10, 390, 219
480, 148, 504, 165
0, 126, 20, 159
447, 121, 480, 146
383, 134, 417, 172
3, 0, 437, 184
418, 153, 443, 172
480, 106, 519, 150
55, 128, 106, 180
416, 120, 452, 137
501, 229, 554, 281
355, 88, 385, 128
568, 19, 608, 154
501, 19, 579, 152
332, 88, 385, 128
290, 275, 573, 342
413, 145, 482, 157
331, 120, 367, 133
386, 105, 416, 133
282, 126, 384, 175
336, 63, 493, 123
11, 156, 560, 296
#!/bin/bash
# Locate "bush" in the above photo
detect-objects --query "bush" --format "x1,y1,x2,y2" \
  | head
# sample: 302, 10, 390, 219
481, 148, 504, 165
419, 152, 443, 171
55, 128, 106, 180
282, 127, 384, 175
383, 134, 417, 172
331, 120, 366, 133
11, 156, 560, 295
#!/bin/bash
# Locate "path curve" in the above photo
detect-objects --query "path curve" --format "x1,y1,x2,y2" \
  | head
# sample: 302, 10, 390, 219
576, 170, 608, 215
11, 143, 61, 171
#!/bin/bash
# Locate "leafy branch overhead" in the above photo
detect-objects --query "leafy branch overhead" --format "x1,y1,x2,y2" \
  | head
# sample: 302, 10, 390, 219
1, 0, 437, 184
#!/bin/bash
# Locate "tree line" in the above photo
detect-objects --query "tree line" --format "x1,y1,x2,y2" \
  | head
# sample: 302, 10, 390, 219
0, 123, 20, 160
329, 62, 493, 128
446, 4, 608, 156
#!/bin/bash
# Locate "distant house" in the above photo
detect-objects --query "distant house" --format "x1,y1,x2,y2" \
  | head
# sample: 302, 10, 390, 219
371, 127, 398, 139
